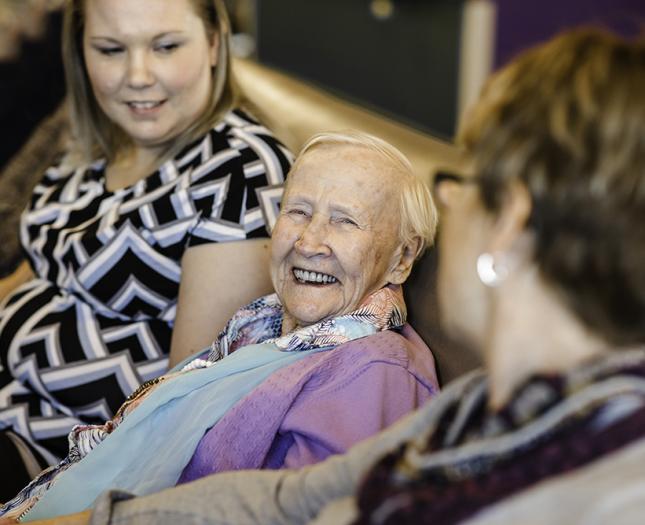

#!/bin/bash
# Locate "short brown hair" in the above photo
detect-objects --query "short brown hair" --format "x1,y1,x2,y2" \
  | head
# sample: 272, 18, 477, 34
459, 28, 645, 345
63, 0, 236, 166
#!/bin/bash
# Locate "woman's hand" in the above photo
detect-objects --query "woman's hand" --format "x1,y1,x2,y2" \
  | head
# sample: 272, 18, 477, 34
169, 239, 274, 366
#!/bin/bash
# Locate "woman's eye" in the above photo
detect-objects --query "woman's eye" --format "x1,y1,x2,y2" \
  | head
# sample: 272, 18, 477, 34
336, 217, 358, 227
96, 46, 124, 56
286, 209, 309, 219
155, 42, 180, 54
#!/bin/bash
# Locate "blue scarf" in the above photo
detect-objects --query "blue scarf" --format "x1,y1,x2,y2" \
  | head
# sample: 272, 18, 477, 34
13, 288, 405, 521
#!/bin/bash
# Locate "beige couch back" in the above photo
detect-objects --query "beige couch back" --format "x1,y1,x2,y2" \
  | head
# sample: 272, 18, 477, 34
235, 59, 481, 384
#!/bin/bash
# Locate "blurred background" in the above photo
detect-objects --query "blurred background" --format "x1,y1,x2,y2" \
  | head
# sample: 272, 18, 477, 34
0, 0, 643, 168
236, 0, 643, 140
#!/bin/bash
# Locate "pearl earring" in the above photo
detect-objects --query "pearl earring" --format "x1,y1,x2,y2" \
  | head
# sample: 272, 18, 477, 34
476, 252, 509, 287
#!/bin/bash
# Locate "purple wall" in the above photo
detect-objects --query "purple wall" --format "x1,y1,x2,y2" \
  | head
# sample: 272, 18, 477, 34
494, 0, 645, 68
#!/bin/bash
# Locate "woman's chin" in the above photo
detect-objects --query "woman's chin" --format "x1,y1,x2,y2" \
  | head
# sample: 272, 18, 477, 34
286, 303, 340, 329
281, 286, 343, 324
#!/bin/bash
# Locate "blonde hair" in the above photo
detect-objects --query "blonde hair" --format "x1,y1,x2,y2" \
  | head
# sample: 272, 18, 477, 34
62, 0, 236, 166
294, 131, 438, 257
459, 28, 645, 345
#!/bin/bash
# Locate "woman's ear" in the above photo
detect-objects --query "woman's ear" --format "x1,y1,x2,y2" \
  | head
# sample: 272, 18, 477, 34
487, 180, 533, 257
387, 236, 423, 285
209, 32, 220, 68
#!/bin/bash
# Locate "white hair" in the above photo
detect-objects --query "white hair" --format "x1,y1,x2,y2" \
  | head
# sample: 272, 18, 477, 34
294, 131, 438, 258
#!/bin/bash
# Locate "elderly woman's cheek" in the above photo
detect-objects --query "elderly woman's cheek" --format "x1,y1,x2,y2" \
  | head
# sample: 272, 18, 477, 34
373, 230, 399, 270
269, 221, 290, 287
349, 240, 387, 293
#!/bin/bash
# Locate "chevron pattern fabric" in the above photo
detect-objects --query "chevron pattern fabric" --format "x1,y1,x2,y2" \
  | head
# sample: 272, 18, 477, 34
0, 109, 292, 466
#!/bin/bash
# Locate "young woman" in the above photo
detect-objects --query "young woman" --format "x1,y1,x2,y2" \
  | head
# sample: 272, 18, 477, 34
0, 0, 291, 500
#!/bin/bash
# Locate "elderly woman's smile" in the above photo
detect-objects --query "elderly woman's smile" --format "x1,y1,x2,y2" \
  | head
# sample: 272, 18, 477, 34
292, 268, 338, 284
271, 143, 406, 332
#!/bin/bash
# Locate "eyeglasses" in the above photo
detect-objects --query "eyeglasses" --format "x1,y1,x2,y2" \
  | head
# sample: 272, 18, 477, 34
432, 170, 478, 206
432, 170, 478, 191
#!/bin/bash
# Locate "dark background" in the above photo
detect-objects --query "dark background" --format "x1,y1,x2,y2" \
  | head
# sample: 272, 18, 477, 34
257, 0, 462, 140
256, 0, 645, 140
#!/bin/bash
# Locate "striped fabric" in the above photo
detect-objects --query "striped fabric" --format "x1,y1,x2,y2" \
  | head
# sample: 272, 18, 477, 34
0, 109, 292, 466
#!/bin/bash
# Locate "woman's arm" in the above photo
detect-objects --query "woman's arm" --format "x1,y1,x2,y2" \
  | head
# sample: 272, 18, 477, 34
18, 377, 478, 525
0, 260, 33, 303
8, 402, 437, 525
169, 239, 274, 367
81, 393, 445, 525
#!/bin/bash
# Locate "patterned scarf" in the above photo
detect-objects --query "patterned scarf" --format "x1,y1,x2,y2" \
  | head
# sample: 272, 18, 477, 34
2, 285, 406, 522
355, 349, 645, 525
76, 284, 405, 457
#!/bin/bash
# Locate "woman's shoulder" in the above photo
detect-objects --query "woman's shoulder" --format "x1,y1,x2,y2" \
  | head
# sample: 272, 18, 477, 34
212, 108, 293, 171
217, 107, 278, 139
336, 327, 440, 393
193, 108, 284, 150
338, 327, 433, 366
171, 108, 292, 188
290, 328, 438, 394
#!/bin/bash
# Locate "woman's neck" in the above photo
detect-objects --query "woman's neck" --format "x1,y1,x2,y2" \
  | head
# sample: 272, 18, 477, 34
105, 147, 162, 192
281, 312, 299, 336
485, 267, 610, 410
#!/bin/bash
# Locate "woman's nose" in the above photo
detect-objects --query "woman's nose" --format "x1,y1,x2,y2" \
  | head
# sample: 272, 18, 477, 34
294, 219, 332, 258
126, 51, 155, 88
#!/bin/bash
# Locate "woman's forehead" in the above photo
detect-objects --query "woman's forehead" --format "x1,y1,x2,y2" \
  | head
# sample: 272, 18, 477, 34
286, 154, 398, 212
290, 145, 399, 188
83, 0, 202, 36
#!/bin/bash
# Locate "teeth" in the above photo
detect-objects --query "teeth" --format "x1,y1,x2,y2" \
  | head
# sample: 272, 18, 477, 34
128, 101, 161, 109
293, 268, 337, 284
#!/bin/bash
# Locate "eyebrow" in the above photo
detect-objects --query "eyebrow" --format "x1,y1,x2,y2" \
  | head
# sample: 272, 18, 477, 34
331, 203, 364, 219
88, 31, 186, 42
285, 194, 368, 221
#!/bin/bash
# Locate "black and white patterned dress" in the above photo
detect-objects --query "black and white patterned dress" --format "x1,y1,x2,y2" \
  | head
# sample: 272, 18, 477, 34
0, 110, 291, 465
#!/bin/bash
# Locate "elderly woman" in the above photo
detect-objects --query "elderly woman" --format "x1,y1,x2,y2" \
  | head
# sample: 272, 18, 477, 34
29, 27, 645, 525
0, 132, 439, 521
